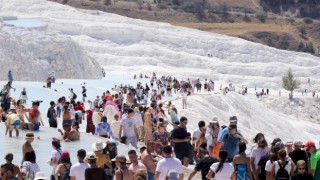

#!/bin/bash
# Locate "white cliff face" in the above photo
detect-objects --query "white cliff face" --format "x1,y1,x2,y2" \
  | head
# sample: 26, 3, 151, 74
1, 0, 320, 88
0, 25, 101, 81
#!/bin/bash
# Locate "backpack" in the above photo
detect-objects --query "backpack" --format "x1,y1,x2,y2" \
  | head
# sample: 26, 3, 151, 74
275, 161, 289, 180
62, 164, 70, 180
72, 93, 77, 100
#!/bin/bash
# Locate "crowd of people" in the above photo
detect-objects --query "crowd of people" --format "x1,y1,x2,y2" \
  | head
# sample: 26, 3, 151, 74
0, 71, 320, 180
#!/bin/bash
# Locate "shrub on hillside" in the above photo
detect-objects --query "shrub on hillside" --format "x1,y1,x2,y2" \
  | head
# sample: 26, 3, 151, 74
182, 1, 195, 13
172, 0, 180, 6
256, 11, 267, 23
303, 18, 313, 24
147, 3, 152, 11
157, 3, 167, 9
287, 17, 295, 24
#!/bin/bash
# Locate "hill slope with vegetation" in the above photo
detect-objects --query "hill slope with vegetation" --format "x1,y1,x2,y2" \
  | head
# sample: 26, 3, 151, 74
50, 0, 320, 56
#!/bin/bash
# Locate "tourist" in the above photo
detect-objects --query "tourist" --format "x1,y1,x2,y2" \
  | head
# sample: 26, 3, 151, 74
205, 118, 220, 156
133, 107, 143, 139
82, 86, 87, 102
58, 122, 80, 141
1, 164, 19, 180
118, 108, 139, 148
265, 141, 285, 180
91, 140, 110, 169
143, 107, 154, 142
7, 71, 13, 83
155, 145, 184, 180
110, 114, 121, 139
220, 124, 248, 162
192, 120, 206, 151
21, 151, 40, 180
141, 141, 157, 180
22, 133, 35, 162
3, 153, 20, 179
47, 101, 57, 128
206, 150, 235, 179
170, 106, 178, 123
188, 149, 217, 180
291, 160, 313, 180
95, 116, 114, 139
133, 169, 148, 180
289, 141, 309, 171
172, 117, 190, 167
69, 149, 89, 180
92, 106, 102, 131
56, 98, 63, 118
15, 100, 28, 125
19, 88, 27, 104
54, 150, 72, 180
114, 155, 133, 180
85, 109, 95, 135
84, 152, 107, 180
62, 104, 72, 127
49, 139, 62, 180
181, 90, 188, 109
5, 105, 20, 137
21, 101, 42, 131
251, 139, 268, 179
104, 139, 118, 160
271, 149, 294, 179
152, 122, 169, 156
233, 142, 250, 180
128, 150, 147, 174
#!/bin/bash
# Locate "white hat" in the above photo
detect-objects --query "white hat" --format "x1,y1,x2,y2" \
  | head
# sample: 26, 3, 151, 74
92, 140, 107, 151
211, 117, 219, 124
34, 172, 47, 180
86, 151, 97, 160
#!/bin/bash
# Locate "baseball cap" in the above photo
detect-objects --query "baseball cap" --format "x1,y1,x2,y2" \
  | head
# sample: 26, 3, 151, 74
229, 116, 238, 123
304, 141, 315, 150
61, 150, 70, 158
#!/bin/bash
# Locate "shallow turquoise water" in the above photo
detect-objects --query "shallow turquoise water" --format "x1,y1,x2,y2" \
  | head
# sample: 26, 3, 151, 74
3, 19, 46, 28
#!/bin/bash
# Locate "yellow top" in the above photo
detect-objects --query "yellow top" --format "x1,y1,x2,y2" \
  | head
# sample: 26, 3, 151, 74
6, 113, 20, 126
94, 151, 108, 168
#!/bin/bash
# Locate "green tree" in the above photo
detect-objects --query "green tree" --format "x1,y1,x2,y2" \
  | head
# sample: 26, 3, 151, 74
282, 68, 300, 97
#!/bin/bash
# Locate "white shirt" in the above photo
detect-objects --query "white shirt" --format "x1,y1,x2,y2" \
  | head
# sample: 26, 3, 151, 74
133, 113, 143, 127
192, 129, 201, 140
120, 118, 138, 137
70, 162, 89, 180
181, 92, 188, 100
110, 120, 121, 138
21, 161, 40, 178
92, 111, 101, 126
129, 162, 147, 174
265, 160, 273, 172
274, 160, 292, 176
251, 147, 269, 166
156, 157, 183, 180
210, 162, 234, 180
51, 149, 62, 175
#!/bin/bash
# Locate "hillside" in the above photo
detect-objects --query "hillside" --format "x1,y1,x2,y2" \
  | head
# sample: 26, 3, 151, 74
50, 0, 320, 56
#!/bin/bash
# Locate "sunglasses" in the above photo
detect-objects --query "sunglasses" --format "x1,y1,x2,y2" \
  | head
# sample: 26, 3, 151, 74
298, 168, 305, 170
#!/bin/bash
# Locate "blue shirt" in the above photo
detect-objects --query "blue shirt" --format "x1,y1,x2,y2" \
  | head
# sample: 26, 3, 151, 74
221, 132, 242, 159
95, 122, 114, 139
